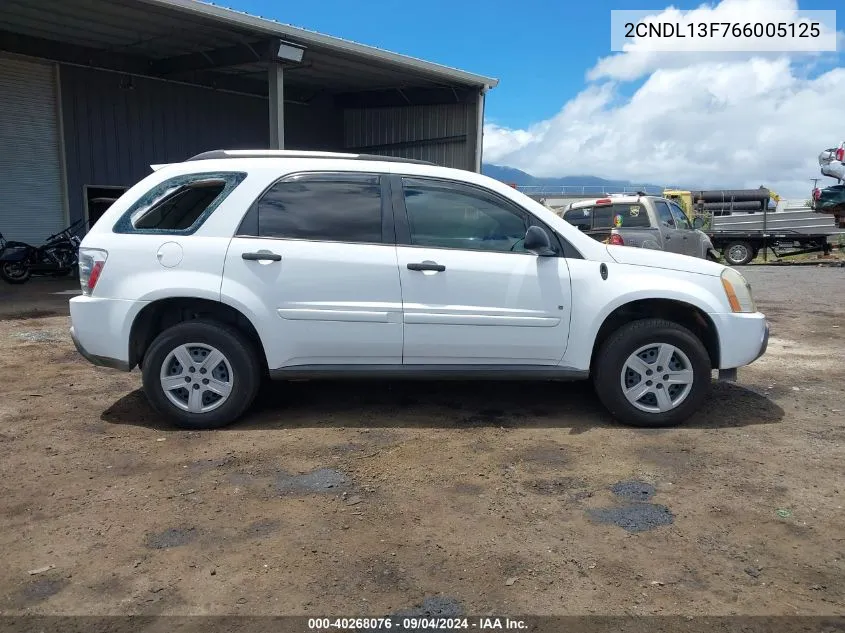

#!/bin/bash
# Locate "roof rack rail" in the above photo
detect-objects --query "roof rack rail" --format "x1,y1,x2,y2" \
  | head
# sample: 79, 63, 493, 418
185, 149, 436, 166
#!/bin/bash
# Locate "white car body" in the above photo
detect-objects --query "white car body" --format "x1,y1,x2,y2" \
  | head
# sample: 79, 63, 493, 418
69, 150, 768, 428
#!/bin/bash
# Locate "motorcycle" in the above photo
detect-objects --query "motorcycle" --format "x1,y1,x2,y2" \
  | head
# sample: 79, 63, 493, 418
0, 220, 84, 285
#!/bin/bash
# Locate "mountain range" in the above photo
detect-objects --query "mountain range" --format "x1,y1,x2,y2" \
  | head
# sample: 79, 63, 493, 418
482, 164, 665, 193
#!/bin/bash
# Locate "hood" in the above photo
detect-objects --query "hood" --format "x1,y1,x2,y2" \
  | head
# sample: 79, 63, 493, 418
606, 245, 725, 277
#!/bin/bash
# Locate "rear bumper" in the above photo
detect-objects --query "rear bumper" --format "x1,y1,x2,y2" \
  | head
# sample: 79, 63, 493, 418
69, 295, 145, 372
70, 326, 131, 371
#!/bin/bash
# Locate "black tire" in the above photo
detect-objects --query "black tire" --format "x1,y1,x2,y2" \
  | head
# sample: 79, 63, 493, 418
592, 319, 711, 428
0, 261, 32, 284
722, 240, 754, 266
141, 320, 262, 429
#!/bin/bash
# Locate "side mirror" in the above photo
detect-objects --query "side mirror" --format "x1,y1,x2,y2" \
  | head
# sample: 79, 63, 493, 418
692, 216, 705, 229
524, 226, 556, 257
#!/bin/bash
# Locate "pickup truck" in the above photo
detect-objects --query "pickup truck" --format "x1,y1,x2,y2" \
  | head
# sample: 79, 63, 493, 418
560, 195, 718, 260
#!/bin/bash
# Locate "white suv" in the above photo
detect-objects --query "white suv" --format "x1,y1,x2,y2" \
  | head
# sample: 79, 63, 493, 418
70, 150, 769, 429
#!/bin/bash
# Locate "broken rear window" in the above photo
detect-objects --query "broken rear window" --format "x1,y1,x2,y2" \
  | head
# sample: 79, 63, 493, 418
113, 171, 246, 235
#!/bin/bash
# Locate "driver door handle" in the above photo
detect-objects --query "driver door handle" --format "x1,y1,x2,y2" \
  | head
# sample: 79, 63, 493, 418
407, 262, 445, 272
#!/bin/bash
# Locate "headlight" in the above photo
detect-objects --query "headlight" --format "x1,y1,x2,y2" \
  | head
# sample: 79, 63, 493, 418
720, 267, 757, 313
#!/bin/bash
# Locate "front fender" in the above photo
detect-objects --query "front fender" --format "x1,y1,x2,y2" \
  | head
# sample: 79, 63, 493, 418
561, 260, 728, 371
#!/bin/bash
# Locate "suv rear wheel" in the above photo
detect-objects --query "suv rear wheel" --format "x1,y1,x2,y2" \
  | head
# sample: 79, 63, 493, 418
593, 319, 711, 427
141, 320, 261, 429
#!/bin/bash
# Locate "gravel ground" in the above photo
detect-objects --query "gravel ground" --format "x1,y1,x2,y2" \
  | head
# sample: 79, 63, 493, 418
0, 268, 843, 617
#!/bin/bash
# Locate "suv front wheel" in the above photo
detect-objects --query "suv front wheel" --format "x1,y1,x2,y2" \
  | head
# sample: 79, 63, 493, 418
592, 319, 711, 427
141, 320, 261, 429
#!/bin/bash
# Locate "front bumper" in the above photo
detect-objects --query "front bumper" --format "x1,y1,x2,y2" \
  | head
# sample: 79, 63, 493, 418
710, 311, 770, 370
753, 320, 770, 362
717, 322, 768, 382
70, 326, 131, 371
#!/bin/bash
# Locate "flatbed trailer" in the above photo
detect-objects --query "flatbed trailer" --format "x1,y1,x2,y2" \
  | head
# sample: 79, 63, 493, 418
705, 229, 840, 265
699, 204, 844, 264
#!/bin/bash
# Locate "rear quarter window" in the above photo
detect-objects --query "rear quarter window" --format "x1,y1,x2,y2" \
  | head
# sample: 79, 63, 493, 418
113, 171, 246, 235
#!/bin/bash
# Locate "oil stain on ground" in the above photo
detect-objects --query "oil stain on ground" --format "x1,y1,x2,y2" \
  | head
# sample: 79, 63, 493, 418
588, 503, 674, 533
587, 480, 673, 532
16, 577, 69, 605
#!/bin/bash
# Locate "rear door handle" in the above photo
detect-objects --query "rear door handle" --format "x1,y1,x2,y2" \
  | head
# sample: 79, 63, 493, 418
407, 262, 445, 272
242, 251, 281, 262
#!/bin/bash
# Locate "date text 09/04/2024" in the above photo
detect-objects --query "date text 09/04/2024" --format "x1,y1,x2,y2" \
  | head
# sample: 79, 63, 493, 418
624, 21, 821, 39
307, 617, 528, 630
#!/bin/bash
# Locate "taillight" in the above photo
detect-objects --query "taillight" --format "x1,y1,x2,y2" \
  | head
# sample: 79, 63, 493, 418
813, 188, 821, 200
609, 234, 625, 246
836, 147, 844, 162
78, 248, 108, 296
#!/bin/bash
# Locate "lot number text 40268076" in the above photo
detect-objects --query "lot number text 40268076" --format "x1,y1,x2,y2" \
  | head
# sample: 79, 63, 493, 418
307, 616, 528, 630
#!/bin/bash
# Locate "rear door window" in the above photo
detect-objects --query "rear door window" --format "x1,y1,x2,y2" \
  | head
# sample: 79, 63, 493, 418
256, 173, 384, 243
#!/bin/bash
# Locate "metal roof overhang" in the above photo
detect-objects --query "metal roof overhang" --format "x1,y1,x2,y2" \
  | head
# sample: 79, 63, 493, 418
0, 0, 498, 103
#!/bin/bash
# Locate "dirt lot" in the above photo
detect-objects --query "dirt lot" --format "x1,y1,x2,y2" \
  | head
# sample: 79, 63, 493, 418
0, 269, 843, 617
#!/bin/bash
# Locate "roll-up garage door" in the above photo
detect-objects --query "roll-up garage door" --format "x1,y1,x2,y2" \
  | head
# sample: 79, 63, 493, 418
0, 56, 65, 244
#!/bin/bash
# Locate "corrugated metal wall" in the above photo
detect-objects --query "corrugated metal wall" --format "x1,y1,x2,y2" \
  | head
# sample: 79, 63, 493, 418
343, 102, 475, 170
58, 65, 479, 227
0, 56, 66, 243
59, 66, 347, 226
60, 65, 270, 226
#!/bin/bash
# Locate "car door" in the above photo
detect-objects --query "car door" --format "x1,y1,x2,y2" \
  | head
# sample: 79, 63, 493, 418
652, 200, 687, 255
391, 175, 572, 366
667, 201, 700, 257
221, 171, 403, 370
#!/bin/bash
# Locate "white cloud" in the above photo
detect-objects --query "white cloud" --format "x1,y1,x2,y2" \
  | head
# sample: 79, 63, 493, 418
483, 0, 845, 198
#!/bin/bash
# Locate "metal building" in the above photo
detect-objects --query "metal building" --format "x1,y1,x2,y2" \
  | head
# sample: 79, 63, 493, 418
0, 0, 498, 243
